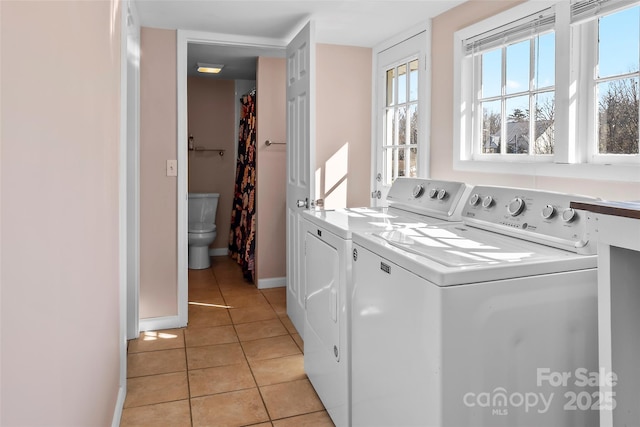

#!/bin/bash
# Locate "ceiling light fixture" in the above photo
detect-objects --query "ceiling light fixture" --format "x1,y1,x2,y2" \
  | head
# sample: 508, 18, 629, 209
196, 62, 224, 74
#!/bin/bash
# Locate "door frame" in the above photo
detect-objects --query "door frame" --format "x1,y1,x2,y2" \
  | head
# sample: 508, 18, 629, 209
176, 30, 287, 327
370, 21, 431, 206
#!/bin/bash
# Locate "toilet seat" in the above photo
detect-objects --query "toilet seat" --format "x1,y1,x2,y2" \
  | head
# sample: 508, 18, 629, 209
189, 222, 216, 233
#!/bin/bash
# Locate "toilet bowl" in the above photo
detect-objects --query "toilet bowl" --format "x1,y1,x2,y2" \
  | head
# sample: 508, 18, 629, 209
188, 193, 219, 270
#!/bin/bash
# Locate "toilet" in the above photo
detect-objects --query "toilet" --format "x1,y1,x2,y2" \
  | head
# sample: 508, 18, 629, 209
188, 193, 219, 270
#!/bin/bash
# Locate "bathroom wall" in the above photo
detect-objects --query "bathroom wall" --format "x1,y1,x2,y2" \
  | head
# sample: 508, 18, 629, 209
431, 0, 640, 200
1, 1, 121, 424
139, 27, 178, 318
316, 44, 373, 209
256, 56, 287, 283
187, 76, 236, 251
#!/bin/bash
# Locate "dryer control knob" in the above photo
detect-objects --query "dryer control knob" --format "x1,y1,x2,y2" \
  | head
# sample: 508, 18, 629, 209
561, 208, 577, 223
413, 184, 425, 198
469, 193, 481, 206
428, 188, 438, 199
541, 204, 556, 219
507, 197, 525, 216
437, 189, 447, 200
482, 195, 494, 208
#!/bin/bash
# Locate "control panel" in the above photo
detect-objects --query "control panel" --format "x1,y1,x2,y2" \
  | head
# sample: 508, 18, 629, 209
461, 185, 598, 253
386, 178, 471, 221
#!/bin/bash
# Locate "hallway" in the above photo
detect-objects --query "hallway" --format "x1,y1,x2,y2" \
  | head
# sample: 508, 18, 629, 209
121, 256, 334, 426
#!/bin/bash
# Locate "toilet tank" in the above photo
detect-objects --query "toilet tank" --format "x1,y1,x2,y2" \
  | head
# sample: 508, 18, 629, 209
188, 193, 219, 224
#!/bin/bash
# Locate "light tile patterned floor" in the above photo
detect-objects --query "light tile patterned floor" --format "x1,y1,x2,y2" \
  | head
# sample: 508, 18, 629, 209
121, 256, 334, 427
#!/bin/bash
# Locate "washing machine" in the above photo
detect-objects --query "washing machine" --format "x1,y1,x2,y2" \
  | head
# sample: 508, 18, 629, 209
303, 178, 471, 427
351, 186, 600, 427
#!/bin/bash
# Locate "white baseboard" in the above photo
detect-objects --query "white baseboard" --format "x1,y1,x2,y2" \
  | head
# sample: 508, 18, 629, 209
111, 385, 126, 427
257, 276, 286, 289
139, 315, 185, 332
209, 247, 228, 256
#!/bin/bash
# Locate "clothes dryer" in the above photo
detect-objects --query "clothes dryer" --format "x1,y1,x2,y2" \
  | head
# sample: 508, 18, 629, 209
351, 186, 600, 427
303, 178, 471, 427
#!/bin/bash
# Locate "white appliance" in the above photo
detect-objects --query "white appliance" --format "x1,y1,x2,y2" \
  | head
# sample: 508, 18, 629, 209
303, 178, 471, 427
351, 186, 600, 427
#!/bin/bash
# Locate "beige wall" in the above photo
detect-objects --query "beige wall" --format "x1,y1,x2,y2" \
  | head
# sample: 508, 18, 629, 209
187, 77, 236, 250
1, 1, 121, 424
316, 44, 373, 208
256, 57, 287, 280
431, 0, 640, 200
140, 27, 178, 318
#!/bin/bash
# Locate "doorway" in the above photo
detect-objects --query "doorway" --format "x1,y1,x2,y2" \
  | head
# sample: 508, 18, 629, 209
177, 31, 286, 326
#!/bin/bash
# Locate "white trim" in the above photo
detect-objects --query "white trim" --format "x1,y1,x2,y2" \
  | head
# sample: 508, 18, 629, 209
111, 385, 126, 427
139, 315, 184, 332
177, 30, 287, 331
455, 159, 640, 181
209, 247, 229, 256
257, 276, 286, 289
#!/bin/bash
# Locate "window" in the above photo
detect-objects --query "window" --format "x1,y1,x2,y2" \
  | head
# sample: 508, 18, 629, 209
454, 0, 640, 181
582, 4, 639, 157
383, 59, 419, 185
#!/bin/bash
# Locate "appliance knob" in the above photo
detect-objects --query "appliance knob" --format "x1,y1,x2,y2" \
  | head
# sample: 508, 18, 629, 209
507, 197, 525, 216
561, 208, 577, 223
482, 195, 494, 208
428, 188, 438, 199
437, 189, 447, 200
469, 193, 481, 206
413, 184, 425, 198
541, 204, 556, 219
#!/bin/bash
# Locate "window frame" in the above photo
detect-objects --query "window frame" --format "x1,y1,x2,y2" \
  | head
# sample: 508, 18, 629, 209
453, 0, 640, 182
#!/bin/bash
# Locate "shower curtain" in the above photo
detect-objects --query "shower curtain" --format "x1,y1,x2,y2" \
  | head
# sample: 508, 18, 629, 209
229, 89, 257, 281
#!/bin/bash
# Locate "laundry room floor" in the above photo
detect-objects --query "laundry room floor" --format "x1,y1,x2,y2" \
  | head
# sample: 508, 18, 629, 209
121, 256, 334, 427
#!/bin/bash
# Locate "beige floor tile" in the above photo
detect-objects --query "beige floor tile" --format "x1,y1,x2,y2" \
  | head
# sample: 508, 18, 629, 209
188, 269, 217, 289
229, 304, 278, 324
292, 333, 304, 352
224, 292, 270, 308
235, 319, 288, 342
124, 372, 188, 408
248, 423, 273, 427
187, 303, 233, 328
184, 325, 238, 348
279, 316, 300, 335
127, 329, 184, 353
120, 400, 191, 427
189, 361, 256, 397
261, 379, 325, 420
189, 287, 225, 305
272, 411, 335, 427
241, 335, 301, 361
270, 300, 287, 317
249, 354, 306, 386
260, 287, 286, 303
127, 348, 186, 378
191, 388, 269, 427
186, 342, 245, 370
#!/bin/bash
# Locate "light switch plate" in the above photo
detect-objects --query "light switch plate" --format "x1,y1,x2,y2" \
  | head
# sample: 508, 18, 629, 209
166, 160, 177, 177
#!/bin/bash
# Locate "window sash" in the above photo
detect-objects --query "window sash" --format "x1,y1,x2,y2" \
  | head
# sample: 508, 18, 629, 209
463, 7, 555, 56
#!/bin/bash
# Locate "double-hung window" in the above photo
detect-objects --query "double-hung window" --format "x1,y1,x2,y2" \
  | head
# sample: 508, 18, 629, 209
454, 0, 640, 181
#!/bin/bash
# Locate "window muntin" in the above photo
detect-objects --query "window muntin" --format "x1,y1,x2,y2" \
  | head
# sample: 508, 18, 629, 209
383, 59, 419, 185
475, 31, 556, 157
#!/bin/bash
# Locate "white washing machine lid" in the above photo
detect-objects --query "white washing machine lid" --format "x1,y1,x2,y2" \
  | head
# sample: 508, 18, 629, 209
303, 207, 454, 240
189, 222, 216, 233
352, 223, 597, 286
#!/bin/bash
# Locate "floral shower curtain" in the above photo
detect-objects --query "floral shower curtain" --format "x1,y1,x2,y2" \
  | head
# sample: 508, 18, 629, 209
229, 90, 257, 281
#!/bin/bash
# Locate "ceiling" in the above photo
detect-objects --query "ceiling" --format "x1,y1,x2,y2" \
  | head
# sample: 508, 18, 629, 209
135, 1, 465, 80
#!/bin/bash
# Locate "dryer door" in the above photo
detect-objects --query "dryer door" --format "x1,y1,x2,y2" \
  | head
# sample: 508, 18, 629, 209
305, 231, 340, 362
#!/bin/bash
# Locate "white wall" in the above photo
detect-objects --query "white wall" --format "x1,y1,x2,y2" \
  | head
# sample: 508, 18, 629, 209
1, 1, 122, 425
